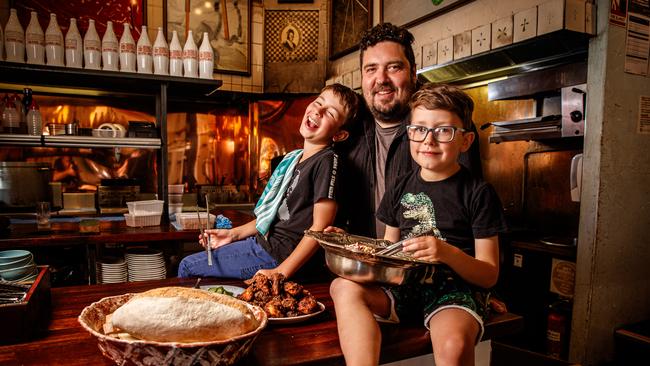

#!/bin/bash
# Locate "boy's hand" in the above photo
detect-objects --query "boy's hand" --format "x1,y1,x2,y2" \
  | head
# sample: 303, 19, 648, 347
323, 226, 346, 234
402, 236, 451, 262
199, 229, 236, 249
252, 268, 283, 280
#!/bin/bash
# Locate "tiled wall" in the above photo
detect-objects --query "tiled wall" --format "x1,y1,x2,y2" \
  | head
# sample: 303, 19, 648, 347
147, 0, 264, 93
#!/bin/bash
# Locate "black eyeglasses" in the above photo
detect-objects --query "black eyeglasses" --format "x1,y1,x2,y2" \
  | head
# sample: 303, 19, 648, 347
406, 125, 467, 143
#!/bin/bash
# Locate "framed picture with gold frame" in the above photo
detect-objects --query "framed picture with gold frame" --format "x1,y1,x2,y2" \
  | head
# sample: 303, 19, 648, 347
329, 0, 372, 60
164, 0, 251, 75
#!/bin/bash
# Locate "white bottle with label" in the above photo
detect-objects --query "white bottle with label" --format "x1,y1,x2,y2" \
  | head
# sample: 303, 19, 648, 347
136, 25, 153, 74
198, 32, 214, 79
45, 13, 64, 66
26, 99, 43, 136
83, 19, 101, 70
65, 18, 83, 68
153, 27, 169, 75
182, 30, 198, 78
119, 23, 136, 72
169, 30, 183, 77
101, 21, 119, 71
4, 9, 25, 63
26, 11, 45, 65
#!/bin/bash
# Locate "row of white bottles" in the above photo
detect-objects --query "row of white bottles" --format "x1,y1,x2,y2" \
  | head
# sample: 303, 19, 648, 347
2, 8, 214, 79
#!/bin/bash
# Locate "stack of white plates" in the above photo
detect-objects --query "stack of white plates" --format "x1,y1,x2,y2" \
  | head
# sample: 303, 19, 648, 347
125, 248, 166, 282
96, 257, 128, 284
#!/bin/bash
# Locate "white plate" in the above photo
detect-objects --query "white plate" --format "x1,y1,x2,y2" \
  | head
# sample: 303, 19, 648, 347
267, 302, 326, 324
200, 284, 245, 297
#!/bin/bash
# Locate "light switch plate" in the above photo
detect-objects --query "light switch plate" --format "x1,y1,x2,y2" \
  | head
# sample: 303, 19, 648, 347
565, 0, 585, 32
437, 37, 453, 64
472, 24, 491, 55
492, 16, 513, 49
513, 6, 538, 43
453, 31, 472, 60
352, 69, 361, 90
514, 253, 523, 268
537, 0, 564, 35
422, 42, 437, 68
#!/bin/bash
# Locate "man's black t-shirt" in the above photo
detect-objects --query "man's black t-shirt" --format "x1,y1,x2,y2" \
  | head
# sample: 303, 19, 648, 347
376, 166, 506, 254
259, 147, 339, 262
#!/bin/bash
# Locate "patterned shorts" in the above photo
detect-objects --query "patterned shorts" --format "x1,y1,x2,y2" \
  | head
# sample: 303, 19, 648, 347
379, 267, 490, 341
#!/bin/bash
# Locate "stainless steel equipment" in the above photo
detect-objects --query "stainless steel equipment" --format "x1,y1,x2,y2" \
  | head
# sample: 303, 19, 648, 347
0, 162, 52, 210
305, 231, 435, 285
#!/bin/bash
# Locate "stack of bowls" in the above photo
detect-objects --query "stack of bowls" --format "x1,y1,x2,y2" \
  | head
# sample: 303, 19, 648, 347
0, 250, 38, 283
96, 256, 128, 284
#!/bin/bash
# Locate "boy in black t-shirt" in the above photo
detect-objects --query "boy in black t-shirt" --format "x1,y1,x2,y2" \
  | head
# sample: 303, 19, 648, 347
178, 84, 358, 280
330, 84, 506, 366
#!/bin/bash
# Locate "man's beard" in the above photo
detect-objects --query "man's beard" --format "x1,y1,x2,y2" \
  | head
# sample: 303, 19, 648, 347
365, 83, 414, 123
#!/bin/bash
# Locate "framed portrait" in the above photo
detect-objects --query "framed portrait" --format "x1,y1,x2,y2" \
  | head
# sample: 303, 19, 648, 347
330, 0, 372, 60
165, 0, 251, 75
12, 0, 146, 37
381, 0, 475, 29
265, 10, 319, 64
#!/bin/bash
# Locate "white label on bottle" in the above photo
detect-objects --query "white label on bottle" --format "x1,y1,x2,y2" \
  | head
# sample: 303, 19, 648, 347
26, 33, 44, 46
153, 47, 168, 56
46, 35, 63, 46
183, 49, 197, 58
137, 45, 152, 55
85, 40, 101, 51
103, 41, 118, 53
199, 51, 212, 60
5, 30, 25, 43
170, 50, 182, 59
66, 39, 78, 49
120, 43, 136, 53
547, 329, 561, 341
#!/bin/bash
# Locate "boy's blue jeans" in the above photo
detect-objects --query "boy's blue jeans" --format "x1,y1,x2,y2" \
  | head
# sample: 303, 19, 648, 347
177, 236, 278, 279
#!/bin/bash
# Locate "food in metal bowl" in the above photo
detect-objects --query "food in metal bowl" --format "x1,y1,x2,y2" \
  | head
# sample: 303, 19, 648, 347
305, 230, 436, 286
78, 287, 267, 365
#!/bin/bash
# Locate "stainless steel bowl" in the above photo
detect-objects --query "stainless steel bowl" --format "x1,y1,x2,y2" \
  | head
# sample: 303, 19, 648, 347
305, 231, 436, 286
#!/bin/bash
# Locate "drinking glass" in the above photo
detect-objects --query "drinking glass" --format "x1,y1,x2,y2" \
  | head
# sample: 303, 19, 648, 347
36, 201, 51, 230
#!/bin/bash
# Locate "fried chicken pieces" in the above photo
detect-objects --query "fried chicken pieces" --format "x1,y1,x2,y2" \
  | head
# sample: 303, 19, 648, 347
237, 273, 319, 318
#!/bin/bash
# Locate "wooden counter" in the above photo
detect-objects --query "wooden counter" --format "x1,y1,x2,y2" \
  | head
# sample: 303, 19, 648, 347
0, 277, 523, 365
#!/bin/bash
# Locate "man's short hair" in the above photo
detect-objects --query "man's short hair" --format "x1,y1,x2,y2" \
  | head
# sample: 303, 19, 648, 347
359, 23, 416, 72
321, 83, 360, 130
409, 83, 475, 130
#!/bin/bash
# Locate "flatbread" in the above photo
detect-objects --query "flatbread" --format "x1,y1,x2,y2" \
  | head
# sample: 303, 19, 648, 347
110, 287, 258, 343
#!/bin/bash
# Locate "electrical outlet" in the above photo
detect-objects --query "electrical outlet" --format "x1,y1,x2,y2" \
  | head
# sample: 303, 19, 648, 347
513, 253, 523, 268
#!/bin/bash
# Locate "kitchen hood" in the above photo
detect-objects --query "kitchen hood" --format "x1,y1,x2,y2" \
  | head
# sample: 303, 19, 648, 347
417, 30, 590, 86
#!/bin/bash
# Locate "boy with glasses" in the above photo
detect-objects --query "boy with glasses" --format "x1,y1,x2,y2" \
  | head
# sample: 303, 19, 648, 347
330, 84, 506, 366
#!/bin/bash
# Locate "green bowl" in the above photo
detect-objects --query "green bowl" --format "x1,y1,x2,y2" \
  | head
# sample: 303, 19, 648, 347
0, 253, 34, 271
0, 262, 36, 281
0, 250, 32, 264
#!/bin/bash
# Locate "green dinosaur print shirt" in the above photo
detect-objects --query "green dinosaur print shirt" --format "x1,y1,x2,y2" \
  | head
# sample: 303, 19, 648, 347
376, 166, 507, 254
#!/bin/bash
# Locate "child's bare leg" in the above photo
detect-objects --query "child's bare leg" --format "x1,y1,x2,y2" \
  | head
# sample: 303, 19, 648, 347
428, 308, 480, 366
330, 277, 391, 366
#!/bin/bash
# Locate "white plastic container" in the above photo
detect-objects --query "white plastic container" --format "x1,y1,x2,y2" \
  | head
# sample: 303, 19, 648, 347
25, 11, 44, 65
136, 25, 153, 73
182, 30, 198, 78
101, 21, 119, 71
153, 27, 169, 75
4, 8, 25, 63
65, 18, 83, 68
198, 32, 214, 79
168, 202, 183, 214
124, 213, 162, 227
45, 13, 64, 66
168, 184, 184, 194
119, 23, 136, 72
169, 30, 183, 76
126, 200, 164, 216
168, 194, 183, 204
176, 212, 216, 230
25, 99, 42, 135
83, 19, 101, 70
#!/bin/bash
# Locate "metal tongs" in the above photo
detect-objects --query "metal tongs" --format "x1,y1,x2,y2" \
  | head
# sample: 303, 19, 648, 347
375, 236, 416, 256
196, 195, 213, 266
